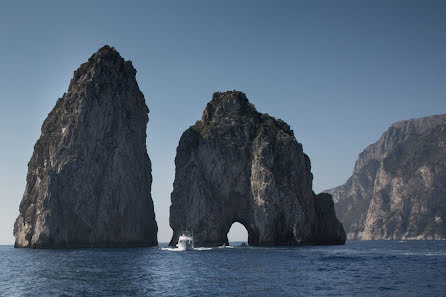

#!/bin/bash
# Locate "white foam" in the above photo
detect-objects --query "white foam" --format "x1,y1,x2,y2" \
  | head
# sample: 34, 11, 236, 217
193, 247, 213, 251
160, 247, 183, 252
160, 247, 213, 251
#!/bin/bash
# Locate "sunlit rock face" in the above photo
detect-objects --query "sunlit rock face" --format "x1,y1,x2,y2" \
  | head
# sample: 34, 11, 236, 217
169, 91, 345, 247
14, 46, 158, 248
328, 114, 446, 240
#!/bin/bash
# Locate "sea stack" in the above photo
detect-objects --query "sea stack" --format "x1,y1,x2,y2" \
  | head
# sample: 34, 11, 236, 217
169, 91, 345, 246
14, 45, 158, 248
328, 114, 446, 240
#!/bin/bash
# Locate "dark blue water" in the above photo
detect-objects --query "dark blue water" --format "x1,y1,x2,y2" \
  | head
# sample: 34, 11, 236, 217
1, 241, 445, 296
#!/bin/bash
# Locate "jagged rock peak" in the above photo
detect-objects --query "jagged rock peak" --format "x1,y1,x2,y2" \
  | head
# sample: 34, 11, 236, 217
199, 90, 292, 135
14, 45, 157, 248
328, 113, 446, 240
169, 91, 345, 247
83, 45, 131, 71
68, 45, 137, 93
201, 91, 255, 123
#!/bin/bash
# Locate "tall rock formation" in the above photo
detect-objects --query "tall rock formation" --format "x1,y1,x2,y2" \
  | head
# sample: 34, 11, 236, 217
14, 45, 158, 248
328, 114, 446, 240
169, 91, 345, 246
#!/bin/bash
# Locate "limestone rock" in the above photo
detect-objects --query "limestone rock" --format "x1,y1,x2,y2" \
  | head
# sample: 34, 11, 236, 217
169, 91, 345, 246
327, 114, 446, 240
14, 45, 158, 248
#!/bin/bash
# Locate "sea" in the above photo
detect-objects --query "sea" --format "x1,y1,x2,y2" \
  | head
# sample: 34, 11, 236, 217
0, 240, 445, 296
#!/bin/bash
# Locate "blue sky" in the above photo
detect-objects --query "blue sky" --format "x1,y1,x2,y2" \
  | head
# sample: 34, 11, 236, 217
0, 0, 445, 244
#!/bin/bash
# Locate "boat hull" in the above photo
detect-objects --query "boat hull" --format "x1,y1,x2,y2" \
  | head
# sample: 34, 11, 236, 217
177, 232, 194, 251
176, 242, 194, 251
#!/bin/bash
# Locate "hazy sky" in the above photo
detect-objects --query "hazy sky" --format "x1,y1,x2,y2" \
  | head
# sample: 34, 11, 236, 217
0, 0, 445, 244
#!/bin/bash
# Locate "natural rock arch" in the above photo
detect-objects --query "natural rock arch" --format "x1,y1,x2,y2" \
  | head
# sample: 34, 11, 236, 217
169, 91, 345, 247
226, 220, 255, 246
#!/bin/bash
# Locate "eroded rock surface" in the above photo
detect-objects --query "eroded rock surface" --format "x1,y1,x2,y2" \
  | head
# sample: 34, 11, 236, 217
14, 45, 158, 248
169, 91, 345, 246
327, 114, 446, 240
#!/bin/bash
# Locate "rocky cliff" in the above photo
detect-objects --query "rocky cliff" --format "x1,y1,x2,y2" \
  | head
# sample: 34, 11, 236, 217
14, 45, 158, 248
169, 91, 345, 246
328, 114, 446, 240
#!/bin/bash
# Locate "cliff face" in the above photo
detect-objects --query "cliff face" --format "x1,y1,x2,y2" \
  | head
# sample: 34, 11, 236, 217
328, 114, 446, 240
14, 46, 158, 248
169, 91, 345, 246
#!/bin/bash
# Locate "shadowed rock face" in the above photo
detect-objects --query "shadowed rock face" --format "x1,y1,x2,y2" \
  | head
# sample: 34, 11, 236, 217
169, 91, 345, 246
327, 114, 446, 240
14, 45, 158, 248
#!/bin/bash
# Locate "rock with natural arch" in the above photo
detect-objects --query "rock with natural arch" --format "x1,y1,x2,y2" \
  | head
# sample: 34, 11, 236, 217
169, 91, 346, 247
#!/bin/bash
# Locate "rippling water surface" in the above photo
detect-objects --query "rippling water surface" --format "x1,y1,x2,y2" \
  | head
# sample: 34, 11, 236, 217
1, 241, 445, 296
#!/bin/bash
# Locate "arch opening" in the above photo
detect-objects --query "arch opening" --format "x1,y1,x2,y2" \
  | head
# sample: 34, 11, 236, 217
227, 222, 249, 246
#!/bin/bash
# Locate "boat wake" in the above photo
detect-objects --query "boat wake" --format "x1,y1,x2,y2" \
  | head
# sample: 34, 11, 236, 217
193, 247, 212, 251
160, 247, 213, 252
160, 247, 183, 252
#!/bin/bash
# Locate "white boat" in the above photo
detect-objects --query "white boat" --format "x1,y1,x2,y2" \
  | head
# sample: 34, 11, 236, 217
176, 231, 194, 251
